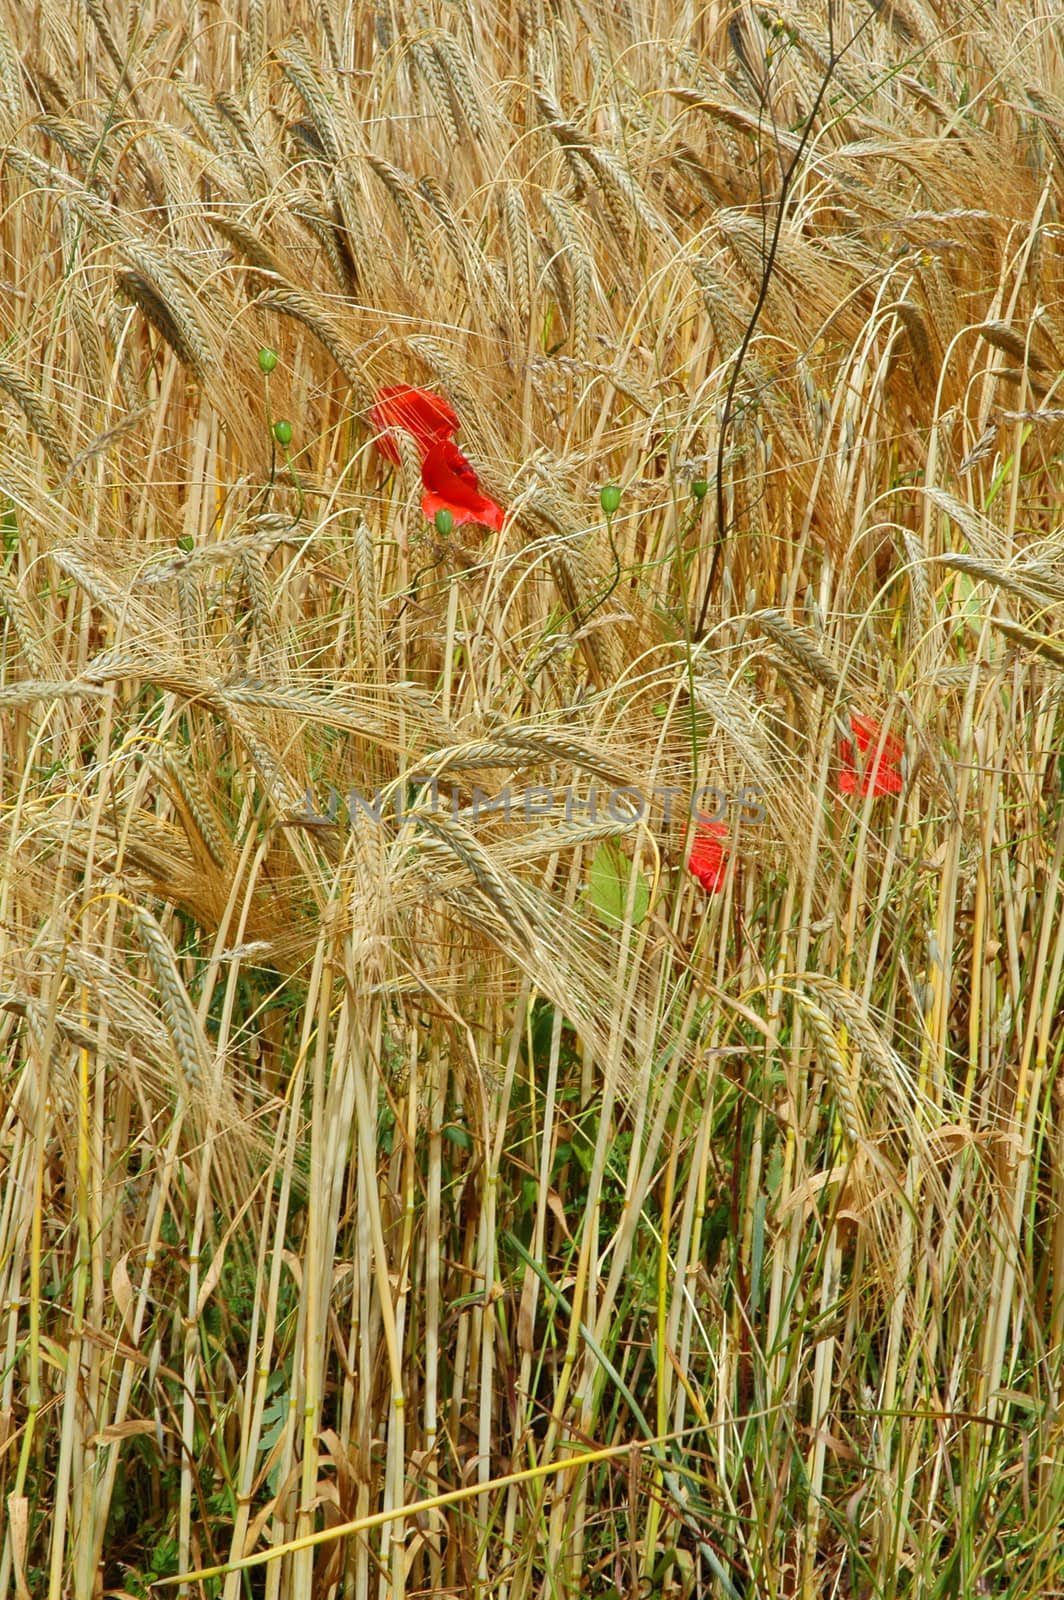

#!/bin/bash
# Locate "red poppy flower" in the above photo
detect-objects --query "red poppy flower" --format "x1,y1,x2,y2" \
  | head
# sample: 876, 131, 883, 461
688, 821, 730, 893
839, 712, 903, 797
420, 438, 506, 532
370, 384, 460, 465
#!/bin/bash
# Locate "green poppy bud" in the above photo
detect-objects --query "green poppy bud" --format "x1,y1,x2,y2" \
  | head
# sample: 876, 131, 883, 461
273, 419, 293, 446
600, 483, 621, 516
691, 478, 708, 502
258, 347, 278, 373
434, 508, 454, 536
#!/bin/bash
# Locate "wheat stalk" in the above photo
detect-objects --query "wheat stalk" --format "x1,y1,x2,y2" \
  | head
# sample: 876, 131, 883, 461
133, 907, 208, 1085
0, 354, 71, 469
751, 608, 840, 692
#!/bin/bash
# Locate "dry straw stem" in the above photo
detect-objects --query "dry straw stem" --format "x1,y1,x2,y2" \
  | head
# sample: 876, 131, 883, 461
4, 0, 1064, 1595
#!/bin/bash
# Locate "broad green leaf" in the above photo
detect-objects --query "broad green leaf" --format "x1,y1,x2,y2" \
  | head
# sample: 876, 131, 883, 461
586, 841, 649, 930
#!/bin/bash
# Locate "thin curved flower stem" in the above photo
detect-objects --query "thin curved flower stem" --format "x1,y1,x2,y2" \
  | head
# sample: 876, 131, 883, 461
578, 507, 623, 628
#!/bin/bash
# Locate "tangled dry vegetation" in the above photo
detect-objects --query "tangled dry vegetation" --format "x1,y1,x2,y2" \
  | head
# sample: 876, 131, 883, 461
2, 0, 1064, 1594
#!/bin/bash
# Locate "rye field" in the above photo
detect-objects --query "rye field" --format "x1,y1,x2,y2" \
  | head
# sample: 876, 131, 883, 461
1, 0, 1064, 1595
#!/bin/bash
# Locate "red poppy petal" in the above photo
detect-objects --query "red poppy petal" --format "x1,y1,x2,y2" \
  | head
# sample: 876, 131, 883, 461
849, 712, 903, 766
420, 440, 506, 531
867, 762, 903, 796
838, 758, 902, 797
421, 489, 497, 529
837, 713, 903, 798
690, 856, 727, 892
420, 440, 485, 507
370, 385, 461, 464
687, 822, 730, 892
